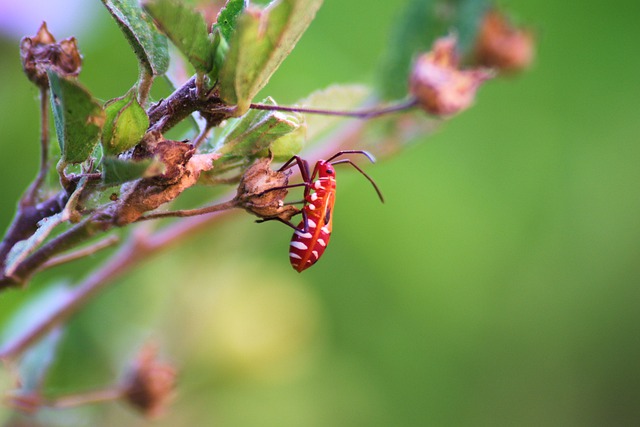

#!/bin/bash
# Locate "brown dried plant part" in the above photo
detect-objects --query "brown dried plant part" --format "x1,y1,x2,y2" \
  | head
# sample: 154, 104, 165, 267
474, 9, 535, 74
113, 134, 219, 226
235, 157, 300, 223
121, 343, 177, 419
20, 22, 82, 89
410, 35, 493, 117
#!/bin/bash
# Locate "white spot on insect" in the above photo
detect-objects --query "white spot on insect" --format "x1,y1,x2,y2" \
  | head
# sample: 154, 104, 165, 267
290, 241, 308, 250
295, 230, 312, 239
310, 193, 318, 202
321, 226, 330, 234
307, 219, 317, 228
307, 203, 316, 210
312, 250, 319, 259
314, 181, 325, 190
317, 238, 326, 247
289, 252, 302, 260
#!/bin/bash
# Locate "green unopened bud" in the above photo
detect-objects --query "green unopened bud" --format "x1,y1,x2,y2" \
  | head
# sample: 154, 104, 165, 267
102, 88, 149, 156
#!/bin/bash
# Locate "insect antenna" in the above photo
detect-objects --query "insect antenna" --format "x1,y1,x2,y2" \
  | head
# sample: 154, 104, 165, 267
325, 150, 376, 164
331, 159, 384, 203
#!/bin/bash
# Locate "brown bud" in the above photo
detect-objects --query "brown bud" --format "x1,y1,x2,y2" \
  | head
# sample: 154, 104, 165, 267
474, 10, 535, 73
20, 22, 82, 89
235, 157, 300, 222
410, 35, 493, 117
122, 344, 177, 419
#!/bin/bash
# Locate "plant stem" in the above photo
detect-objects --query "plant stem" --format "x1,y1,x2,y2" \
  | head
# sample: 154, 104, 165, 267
192, 124, 212, 149
249, 97, 418, 119
46, 387, 124, 409
22, 87, 50, 206
137, 199, 238, 221
38, 235, 120, 272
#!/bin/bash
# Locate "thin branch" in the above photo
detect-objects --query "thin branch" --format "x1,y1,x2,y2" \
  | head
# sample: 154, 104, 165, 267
192, 124, 212, 149
38, 235, 120, 272
45, 387, 124, 409
249, 97, 419, 119
22, 87, 50, 206
137, 199, 238, 221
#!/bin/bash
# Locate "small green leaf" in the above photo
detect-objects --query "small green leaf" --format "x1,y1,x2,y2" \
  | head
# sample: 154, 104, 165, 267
101, 0, 170, 76
48, 72, 105, 164
4, 213, 66, 277
144, 0, 215, 73
269, 124, 306, 161
209, 28, 229, 82
219, 0, 324, 115
214, 0, 247, 41
214, 97, 303, 156
377, 0, 489, 100
205, 97, 303, 174
296, 84, 371, 142
1, 284, 71, 392
102, 156, 163, 186
102, 88, 150, 156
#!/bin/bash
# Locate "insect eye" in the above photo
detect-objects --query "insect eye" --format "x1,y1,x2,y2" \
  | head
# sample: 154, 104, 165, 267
326, 167, 334, 175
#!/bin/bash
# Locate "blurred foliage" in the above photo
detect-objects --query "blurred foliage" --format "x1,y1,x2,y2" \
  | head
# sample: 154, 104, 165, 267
1, 0, 640, 426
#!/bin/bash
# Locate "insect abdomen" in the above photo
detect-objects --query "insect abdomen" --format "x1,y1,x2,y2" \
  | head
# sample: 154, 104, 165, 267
289, 215, 331, 272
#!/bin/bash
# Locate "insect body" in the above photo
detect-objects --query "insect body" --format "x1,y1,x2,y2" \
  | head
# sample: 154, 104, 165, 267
274, 151, 384, 272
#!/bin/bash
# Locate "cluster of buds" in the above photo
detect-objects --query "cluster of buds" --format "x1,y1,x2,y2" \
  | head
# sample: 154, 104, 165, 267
410, 35, 493, 117
20, 22, 82, 89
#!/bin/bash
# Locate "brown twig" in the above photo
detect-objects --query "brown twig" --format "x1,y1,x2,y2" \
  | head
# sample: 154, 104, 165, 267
249, 97, 418, 119
37, 235, 120, 272
137, 199, 238, 221
23, 87, 51, 206
45, 387, 124, 409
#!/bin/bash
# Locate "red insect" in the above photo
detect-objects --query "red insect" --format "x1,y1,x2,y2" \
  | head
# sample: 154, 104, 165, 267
264, 150, 384, 272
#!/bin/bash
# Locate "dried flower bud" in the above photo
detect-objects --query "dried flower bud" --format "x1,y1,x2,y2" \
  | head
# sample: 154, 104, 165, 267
410, 36, 493, 117
122, 344, 177, 419
235, 157, 300, 222
474, 10, 535, 73
20, 22, 82, 89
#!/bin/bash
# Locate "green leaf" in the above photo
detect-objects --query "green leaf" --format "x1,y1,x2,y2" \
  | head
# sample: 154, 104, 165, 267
206, 97, 303, 173
214, 97, 303, 155
376, 0, 490, 100
4, 213, 66, 277
214, 0, 247, 41
102, 156, 163, 186
296, 84, 371, 142
1, 284, 71, 392
269, 124, 306, 161
143, 0, 215, 73
48, 72, 105, 164
102, 88, 150, 156
101, 0, 170, 76
218, 0, 324, 115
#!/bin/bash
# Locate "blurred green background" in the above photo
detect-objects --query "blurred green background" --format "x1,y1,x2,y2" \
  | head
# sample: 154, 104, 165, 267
1, 0, 640, 426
